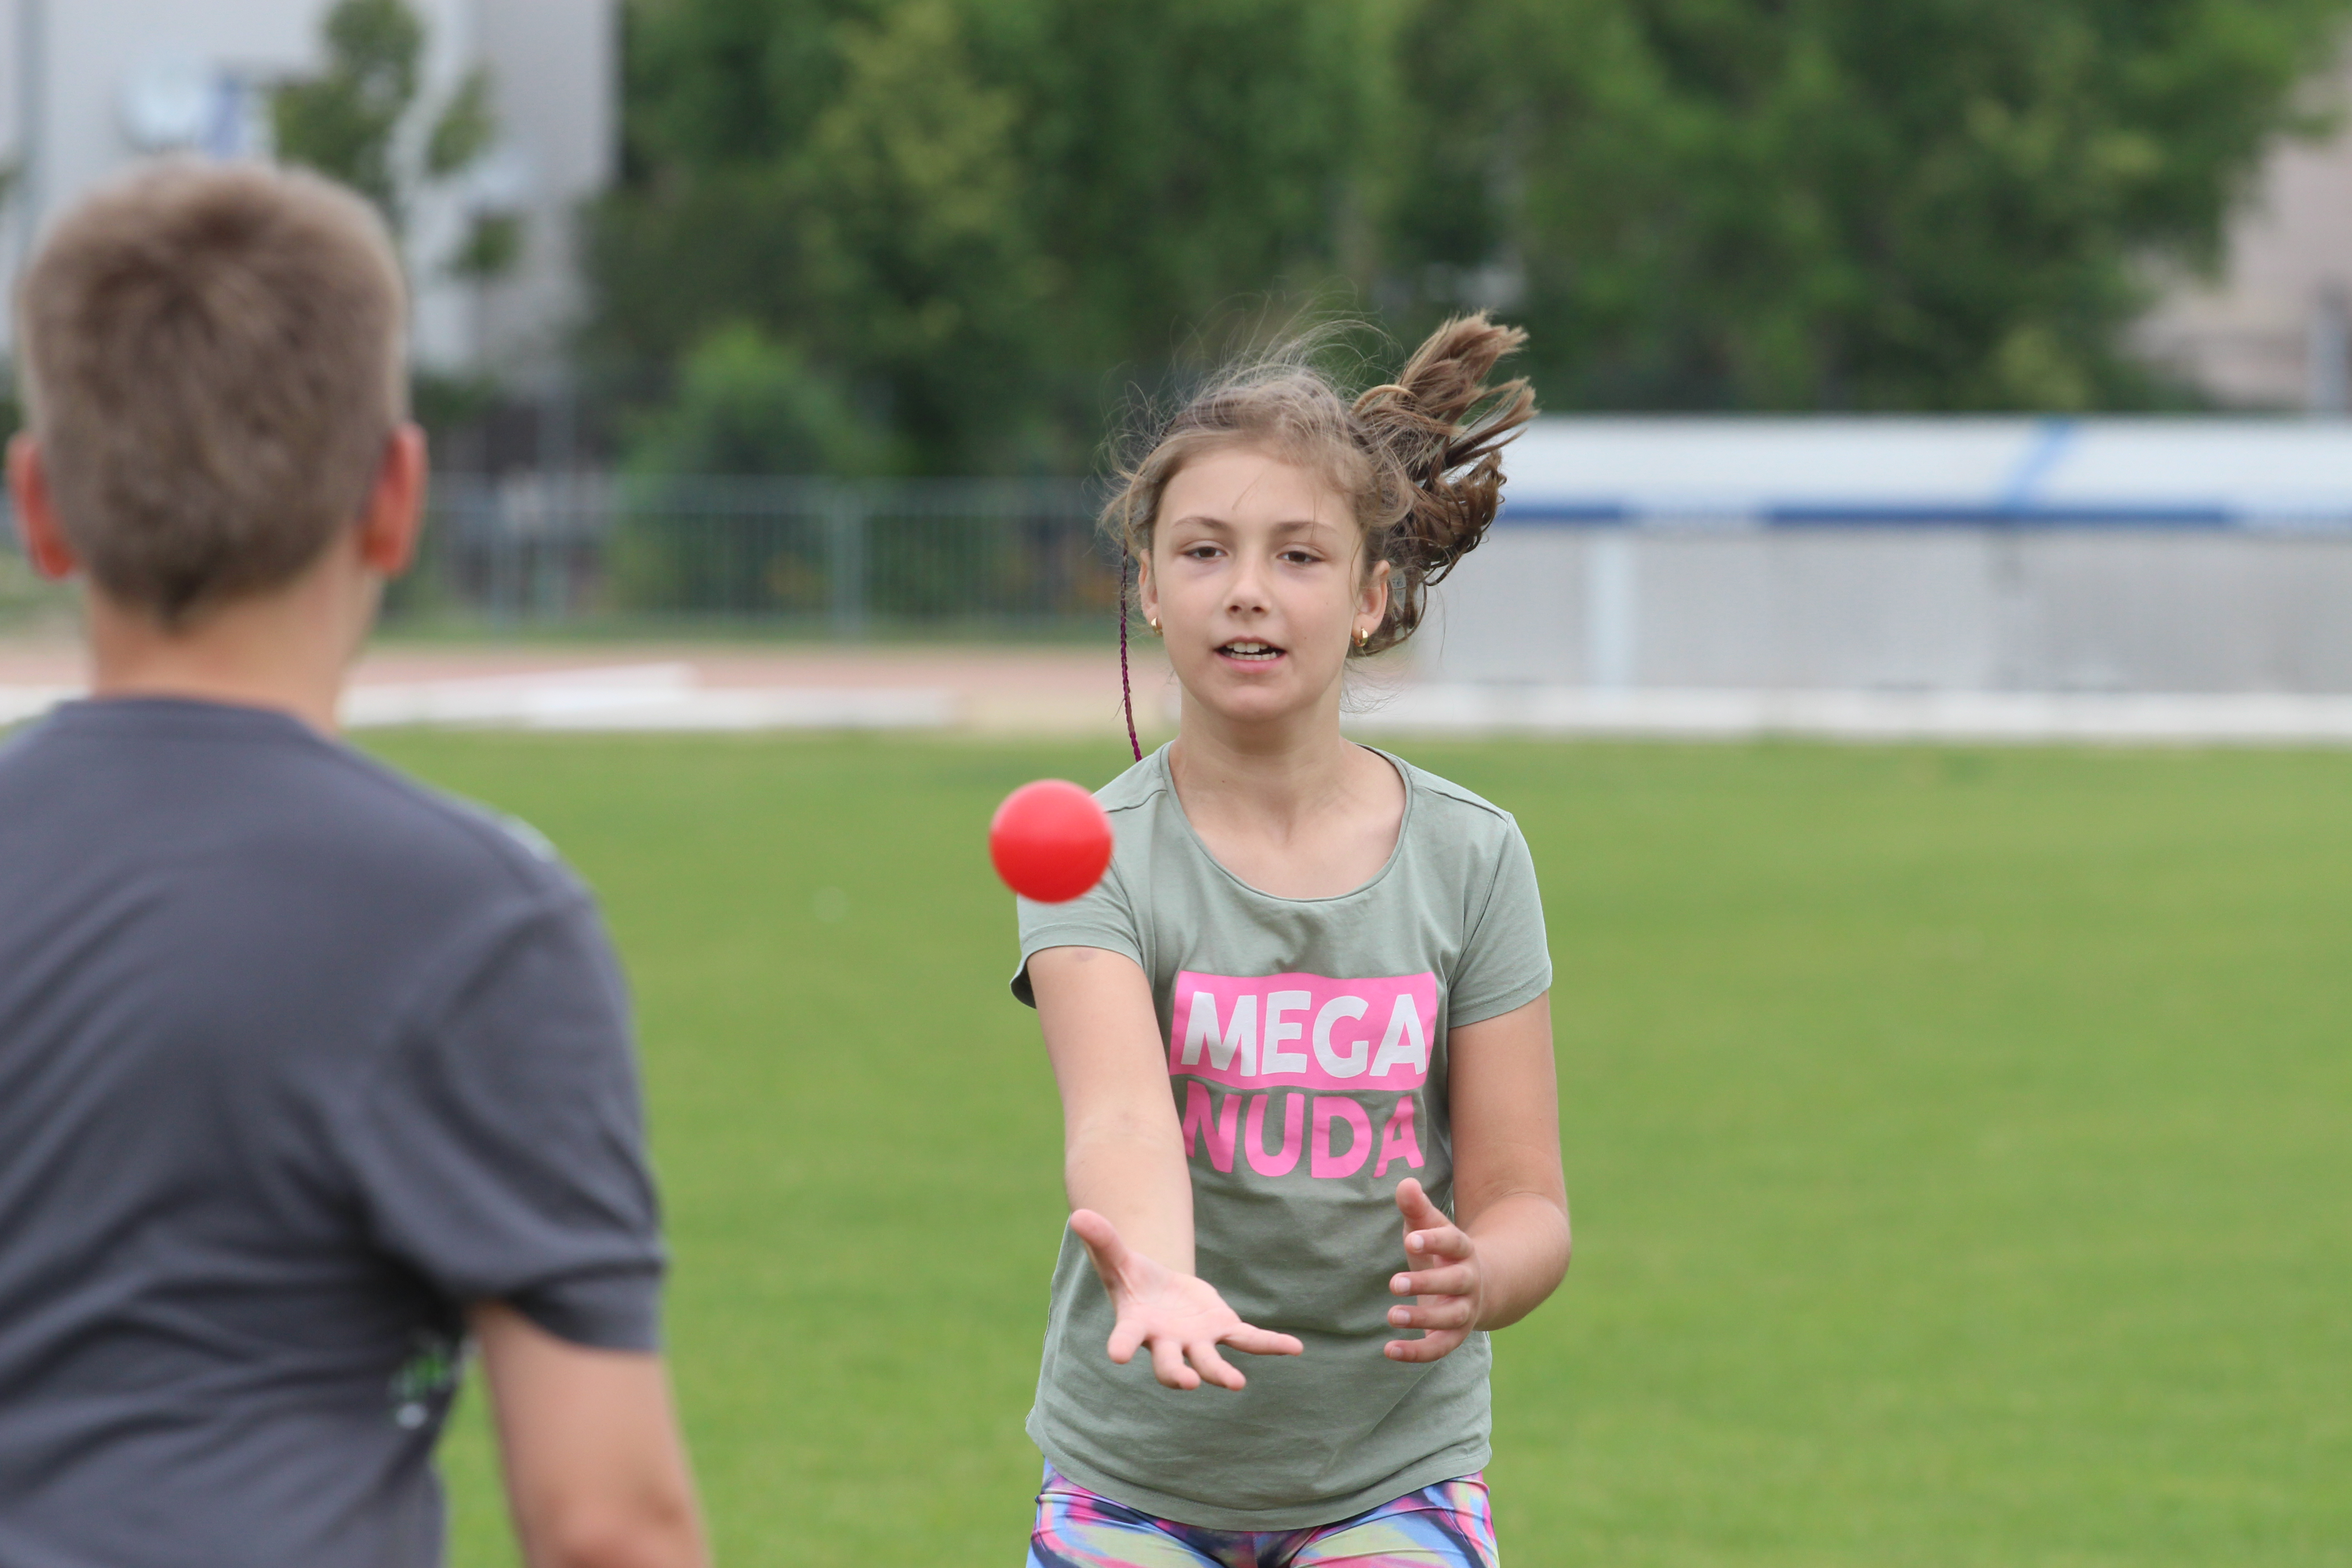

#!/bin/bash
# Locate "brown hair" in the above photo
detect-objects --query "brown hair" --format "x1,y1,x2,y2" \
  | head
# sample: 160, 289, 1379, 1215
1104, 313, 1536, 655
15, 158, 409, 624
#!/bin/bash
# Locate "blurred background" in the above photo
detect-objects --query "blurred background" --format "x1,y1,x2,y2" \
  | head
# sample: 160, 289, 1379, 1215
13, 0, 2352, 698
3, 4, 2350, 1566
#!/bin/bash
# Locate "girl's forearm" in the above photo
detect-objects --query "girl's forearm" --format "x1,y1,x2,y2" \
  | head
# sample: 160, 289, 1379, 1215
1465, 1191, 1572, 1331
1065, 1118, 1196, 1275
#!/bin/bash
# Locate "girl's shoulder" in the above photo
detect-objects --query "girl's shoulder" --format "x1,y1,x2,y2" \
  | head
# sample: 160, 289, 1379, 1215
1387, 752, 1525, 847
1094, 745, 1175, 817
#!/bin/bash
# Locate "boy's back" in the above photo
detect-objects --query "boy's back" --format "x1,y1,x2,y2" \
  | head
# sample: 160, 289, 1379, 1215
4, 156, 702, 1568
0, 696, 662, 1566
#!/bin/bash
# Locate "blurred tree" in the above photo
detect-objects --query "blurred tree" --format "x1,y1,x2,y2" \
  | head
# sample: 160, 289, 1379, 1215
982, 0, 1402, 393
272, 0, 422, 221
626, 322, 892, 474
589, 0, 1400, 473
593, 0, 2352, 470
273, 0, 526, 282
1388, 0, 2352, 410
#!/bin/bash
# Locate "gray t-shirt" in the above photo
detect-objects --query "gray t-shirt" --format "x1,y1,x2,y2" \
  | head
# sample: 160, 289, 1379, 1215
0, 699, 664, 1568
1013, 745, 1552, 1530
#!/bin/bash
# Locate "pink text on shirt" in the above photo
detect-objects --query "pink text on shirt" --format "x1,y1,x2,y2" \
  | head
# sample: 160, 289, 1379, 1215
1168, 970, 1438, 1091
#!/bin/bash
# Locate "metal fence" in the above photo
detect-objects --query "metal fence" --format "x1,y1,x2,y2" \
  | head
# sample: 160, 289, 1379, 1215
400, 475, 1118, 634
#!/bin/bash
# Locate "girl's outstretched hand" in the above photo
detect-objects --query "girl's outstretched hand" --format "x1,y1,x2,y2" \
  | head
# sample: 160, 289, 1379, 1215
1385, 1178, 1487, 1362
1069, 1209, 1305, 1391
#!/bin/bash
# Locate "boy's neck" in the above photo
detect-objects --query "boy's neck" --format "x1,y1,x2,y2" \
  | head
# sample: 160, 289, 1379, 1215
83, 561, 374, 736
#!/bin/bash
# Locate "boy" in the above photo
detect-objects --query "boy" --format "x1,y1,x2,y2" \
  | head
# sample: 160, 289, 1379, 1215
0, 161, 705, 1568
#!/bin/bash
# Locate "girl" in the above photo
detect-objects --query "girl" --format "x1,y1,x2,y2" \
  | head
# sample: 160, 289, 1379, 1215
1012, 316, 1567, 1568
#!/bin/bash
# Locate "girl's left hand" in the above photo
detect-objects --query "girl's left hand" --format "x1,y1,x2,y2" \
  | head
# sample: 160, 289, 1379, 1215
1384, 1178, 1485, 1362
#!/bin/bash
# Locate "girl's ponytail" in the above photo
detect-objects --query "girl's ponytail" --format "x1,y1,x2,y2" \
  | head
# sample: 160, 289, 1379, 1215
1352, 314, 1536, 651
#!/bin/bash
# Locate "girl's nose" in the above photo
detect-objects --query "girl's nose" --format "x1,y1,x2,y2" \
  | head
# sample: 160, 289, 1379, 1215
1226, 555, 1272, 613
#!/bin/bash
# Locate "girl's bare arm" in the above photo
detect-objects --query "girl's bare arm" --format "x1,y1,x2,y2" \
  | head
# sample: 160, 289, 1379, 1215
1030, 944, 1196, 1270
1028, 944, 1303, 1388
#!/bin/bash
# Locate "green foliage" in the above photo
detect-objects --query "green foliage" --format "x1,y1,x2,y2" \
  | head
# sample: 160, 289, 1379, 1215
988, 0, 1402, 378
591, 0, 1400, 473
426, 66, 500, 178
272, 0, 425, 219
411, 370, 503, 434
447, 212, 526, 280
359, 732, 2352, 1565
608, 325, 890, 614
274, 0, 525, 281
627, 323, 891, 477
593, 0, 2352, 470
1385, 0, 2352, 410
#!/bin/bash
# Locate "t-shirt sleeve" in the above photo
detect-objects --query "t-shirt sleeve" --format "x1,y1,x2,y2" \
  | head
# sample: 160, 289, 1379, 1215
342, 892, 666, 1351
1448, 816, 1553, 1027
1009, 843, 1143, 1007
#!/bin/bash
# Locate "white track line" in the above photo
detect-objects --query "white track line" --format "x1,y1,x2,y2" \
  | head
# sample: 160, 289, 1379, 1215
0, 666, 957, 733
1346, 685, 2352, 745
14, 672, 2352, 743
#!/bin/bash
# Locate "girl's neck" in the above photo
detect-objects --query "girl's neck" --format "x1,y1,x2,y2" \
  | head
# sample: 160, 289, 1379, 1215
1168, 703, 1352, 821
1166, 704, 1406, 900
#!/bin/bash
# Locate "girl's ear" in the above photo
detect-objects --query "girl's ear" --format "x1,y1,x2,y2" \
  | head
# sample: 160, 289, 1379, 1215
1357, 557, 1391, 634
1137, 552, 1159, 623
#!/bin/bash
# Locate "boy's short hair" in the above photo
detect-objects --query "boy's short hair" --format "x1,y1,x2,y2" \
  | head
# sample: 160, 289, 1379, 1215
15, 158, 409, 624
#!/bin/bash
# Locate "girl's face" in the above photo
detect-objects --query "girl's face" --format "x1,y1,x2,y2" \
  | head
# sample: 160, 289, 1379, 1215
1140, 445, 1388, 732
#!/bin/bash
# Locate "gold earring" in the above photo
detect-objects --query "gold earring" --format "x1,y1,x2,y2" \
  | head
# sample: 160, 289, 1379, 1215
1148, 616, 1162, 635
1353, 625, 1369, 649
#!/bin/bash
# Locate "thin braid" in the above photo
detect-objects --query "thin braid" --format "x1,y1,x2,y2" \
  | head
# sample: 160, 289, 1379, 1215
1118, 554, 1142, 761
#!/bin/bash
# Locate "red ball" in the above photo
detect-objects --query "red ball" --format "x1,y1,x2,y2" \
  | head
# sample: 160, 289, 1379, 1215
990, 779, 1114, 903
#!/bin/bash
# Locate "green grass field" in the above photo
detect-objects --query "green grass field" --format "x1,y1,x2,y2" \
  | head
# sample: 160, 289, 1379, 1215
360, 732, 2352, 1568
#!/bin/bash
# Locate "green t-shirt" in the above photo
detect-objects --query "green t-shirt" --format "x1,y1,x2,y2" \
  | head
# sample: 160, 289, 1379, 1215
1012, 744, 1553, 1530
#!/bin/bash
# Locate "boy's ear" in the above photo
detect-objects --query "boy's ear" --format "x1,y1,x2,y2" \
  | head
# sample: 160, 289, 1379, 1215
356, 424, 428, 577
7, 435, 80, 580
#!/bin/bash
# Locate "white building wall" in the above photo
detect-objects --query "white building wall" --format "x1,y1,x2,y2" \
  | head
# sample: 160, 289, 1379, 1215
2138, 58, 2352, 410
474, 0, 614, 381
0, 0, 612, 376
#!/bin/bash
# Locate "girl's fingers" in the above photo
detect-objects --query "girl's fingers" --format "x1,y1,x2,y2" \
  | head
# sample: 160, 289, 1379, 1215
1387, 1296, 1475, 1330
1069, 1209, 1130, 1276
1395, 1178, 1450, 1232
1186, 1341, 1247, 1391
1147, 1333, 1200, 1390
1389, 1263, 1476, 1298
1382, 1328, 1469, 1363
1105, 1315, 1147, 1365
1223, 1323, 1307, 1357
1401, 1224, 1472, 1260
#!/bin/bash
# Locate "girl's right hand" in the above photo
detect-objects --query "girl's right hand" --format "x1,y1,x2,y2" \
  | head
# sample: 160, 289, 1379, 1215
1070, 1209, 1305, 1390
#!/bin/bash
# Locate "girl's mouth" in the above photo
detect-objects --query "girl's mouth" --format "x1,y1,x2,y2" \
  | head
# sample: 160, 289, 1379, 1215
1216, 640, 1286, 664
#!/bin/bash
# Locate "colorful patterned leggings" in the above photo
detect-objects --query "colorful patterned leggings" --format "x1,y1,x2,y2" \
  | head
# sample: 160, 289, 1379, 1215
1026, 1465, 1499, 1568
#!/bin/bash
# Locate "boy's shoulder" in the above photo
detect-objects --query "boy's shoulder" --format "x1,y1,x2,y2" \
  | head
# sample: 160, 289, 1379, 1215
2, 699, 578, 912
341, 749, 576, 893
264, 733, 584, 917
